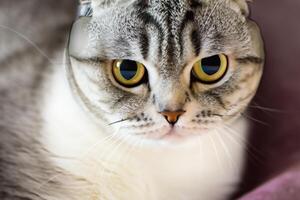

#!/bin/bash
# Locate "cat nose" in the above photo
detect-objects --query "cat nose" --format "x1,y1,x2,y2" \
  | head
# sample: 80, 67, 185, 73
159, 110, 186, 125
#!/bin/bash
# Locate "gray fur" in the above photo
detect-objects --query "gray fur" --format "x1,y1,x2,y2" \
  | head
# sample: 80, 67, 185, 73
0, 0, 264, 199
0, 1, 85, 199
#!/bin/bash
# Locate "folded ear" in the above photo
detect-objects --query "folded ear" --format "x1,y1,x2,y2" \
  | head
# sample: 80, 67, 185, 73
229, 0, 250, 17
90, 0, 135, 9
78, 0, 134, 16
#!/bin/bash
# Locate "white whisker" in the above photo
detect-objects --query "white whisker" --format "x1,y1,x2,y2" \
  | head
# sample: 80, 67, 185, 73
0, 24, 62, 65
223, 125, 264, 165
214, 129, 235, 172
201, 0, 226, 41
209, 134, 223, 173
79, 128, 120, 159
241, 112, 270, 126
223, 125, 264, 157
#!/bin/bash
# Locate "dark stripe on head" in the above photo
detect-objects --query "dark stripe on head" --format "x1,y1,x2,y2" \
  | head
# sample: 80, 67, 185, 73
191, 29, 201, 56
167, 35, 175, 66
206, 91, 226, 109
139, 31, 149, 59
237, 56, 264, 64
189, 0, 203, 9
164, 1, 176, 65
139, 12, 164, 57
134, 0, 149, 10
179, 10, 196, 56
180, 11, 195, 33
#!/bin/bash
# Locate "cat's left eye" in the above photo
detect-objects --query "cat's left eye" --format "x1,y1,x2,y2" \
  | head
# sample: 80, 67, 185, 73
112, 59, 147, 87
192, 54, 228, 84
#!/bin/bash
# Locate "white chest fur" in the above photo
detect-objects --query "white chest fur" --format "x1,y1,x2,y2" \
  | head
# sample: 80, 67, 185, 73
41, 66, 248, 200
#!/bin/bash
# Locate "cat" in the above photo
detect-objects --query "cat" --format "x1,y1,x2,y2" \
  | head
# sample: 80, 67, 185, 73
0, 0, 264, 199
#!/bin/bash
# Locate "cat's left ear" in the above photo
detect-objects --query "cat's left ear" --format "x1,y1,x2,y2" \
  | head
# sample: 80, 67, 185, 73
91, 0, 135, 10
229, 0, 251, 17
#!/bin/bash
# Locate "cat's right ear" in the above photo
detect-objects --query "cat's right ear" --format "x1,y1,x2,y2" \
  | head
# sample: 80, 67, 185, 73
68, 16, 91, 59
68, 1, 95, 59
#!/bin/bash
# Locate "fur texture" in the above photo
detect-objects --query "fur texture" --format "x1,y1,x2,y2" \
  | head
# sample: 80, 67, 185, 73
0, 0, 264, 199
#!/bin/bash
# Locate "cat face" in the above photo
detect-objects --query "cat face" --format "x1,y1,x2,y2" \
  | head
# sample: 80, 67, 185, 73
67, 0, 264, 144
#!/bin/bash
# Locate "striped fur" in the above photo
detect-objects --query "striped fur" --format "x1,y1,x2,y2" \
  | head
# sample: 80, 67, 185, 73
0, 0, 264, 199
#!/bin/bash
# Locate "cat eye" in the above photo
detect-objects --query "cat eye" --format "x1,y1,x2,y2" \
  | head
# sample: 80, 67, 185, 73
192, 54, 228, 84
112, 59, 146, 87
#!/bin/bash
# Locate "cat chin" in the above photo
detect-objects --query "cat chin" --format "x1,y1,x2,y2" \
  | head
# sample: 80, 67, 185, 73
130, 126, 212, 146
160, 127, 211, 145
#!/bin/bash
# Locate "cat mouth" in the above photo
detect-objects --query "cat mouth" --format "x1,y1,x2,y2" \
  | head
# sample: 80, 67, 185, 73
126, 124, 210, 143
160, 128, 185, 141
150, 126, 209, 143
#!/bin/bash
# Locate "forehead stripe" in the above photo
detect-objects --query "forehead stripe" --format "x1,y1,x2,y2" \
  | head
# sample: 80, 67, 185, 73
139, 12, 164, 58
237, 56, 264, 64
139, 30, 150, 60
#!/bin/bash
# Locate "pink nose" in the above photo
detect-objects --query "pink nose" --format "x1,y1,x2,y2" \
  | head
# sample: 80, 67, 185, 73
160, 110, 185, 125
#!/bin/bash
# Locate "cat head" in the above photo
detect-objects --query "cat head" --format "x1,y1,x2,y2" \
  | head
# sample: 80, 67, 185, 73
67, 0, 264, 145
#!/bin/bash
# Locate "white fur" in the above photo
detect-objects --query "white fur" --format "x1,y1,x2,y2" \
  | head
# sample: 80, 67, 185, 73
41, 64, 249, 200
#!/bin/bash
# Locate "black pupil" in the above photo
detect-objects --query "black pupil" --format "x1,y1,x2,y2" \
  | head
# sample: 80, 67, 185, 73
120, 60, 138, 80
201, 55, 221, 75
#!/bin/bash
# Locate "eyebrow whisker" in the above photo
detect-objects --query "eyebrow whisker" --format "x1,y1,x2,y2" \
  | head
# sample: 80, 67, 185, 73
236, 56, 264, 64
109, 118, 131, 125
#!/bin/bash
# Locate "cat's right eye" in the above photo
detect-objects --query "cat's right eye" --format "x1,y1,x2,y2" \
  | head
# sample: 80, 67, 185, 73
112, 59, 147, 87
192, 54, 228, 84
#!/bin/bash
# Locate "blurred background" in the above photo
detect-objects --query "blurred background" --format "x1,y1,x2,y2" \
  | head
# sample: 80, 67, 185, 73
0, 0, 299, 198
242, 0, 300, 194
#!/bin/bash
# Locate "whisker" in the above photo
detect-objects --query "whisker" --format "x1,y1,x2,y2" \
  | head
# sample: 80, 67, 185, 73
223, 125, 264, 157
37, 128, 121, 190
196, 136, 204, 161
249, 101, 286, 113
97, 133, 128, 169
214, 129, 235, 172
199, 0, 226, 47
230, 100, 286, 114
109, 118, 131, 126
222, 125, 264, 165
79, 130, 120, 159
202, 0, 224, 32
96, 134, 132, 190
209, 134, 223, 173
121, 136, 143, 167
241, 112, 270, 127
0, 24, 62, 65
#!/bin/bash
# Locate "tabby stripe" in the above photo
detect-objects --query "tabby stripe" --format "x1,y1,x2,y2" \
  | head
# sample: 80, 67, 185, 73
179, 10, 196, 56
189, 0, 204, 9
191, 29, 201, 56
139, 30, 150, 60
238, 91, 256, 103
237, 56, 264, 64
206, 91, 226, 109
139, 12, 164, 57
239, 68, 261, 83
134, 0, 149, 10
165, 2, 176, 64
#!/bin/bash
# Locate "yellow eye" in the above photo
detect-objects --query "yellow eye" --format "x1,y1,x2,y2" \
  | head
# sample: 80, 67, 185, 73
112, 59, 146, 87
192, 54, 228, 84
